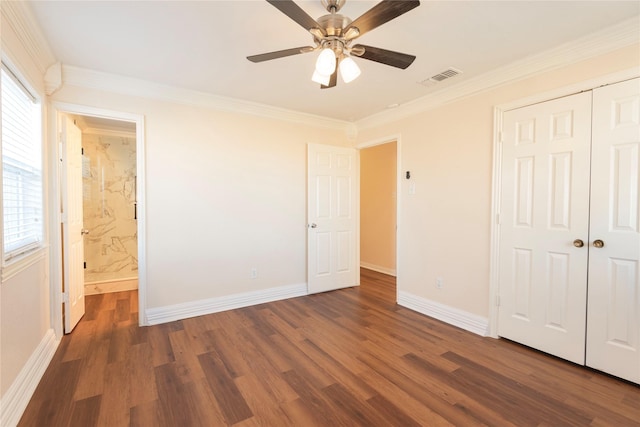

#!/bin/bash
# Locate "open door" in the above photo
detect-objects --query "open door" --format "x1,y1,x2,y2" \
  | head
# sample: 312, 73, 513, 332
61, 114, 85, 333
307, 143, 358, 294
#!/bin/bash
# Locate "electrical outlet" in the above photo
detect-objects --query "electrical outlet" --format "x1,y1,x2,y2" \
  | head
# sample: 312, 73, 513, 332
250, 268, 258, 279
436, 277, 444, 289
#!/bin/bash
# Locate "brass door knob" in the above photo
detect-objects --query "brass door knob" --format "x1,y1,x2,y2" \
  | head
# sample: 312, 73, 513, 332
593, 239, 604, 248
573, 239, 584, 248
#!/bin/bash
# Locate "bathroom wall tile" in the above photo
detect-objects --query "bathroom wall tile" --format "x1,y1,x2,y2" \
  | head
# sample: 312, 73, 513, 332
82, 133, 138, 283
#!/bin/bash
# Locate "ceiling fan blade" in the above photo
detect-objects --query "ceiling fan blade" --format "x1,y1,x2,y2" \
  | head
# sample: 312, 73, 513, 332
353, 44, 416, 69
266, 0, 324, 34
344, 0, 420, 40
321, 59, 339, 89
247, 47, 310, 63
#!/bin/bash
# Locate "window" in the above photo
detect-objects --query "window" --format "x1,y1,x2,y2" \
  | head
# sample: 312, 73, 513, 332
1, 65, 43, 261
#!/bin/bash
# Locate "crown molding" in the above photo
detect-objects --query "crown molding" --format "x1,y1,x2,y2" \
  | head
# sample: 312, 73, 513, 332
44, 62, 62, 95
61, 65, 356, 135
356, 16, 640, 130
1, 1, 56, 74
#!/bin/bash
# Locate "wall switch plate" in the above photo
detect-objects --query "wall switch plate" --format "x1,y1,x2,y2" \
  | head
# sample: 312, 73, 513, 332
250, 268, 258, 279
409, 183, 416, 195
436, 277, 444, 289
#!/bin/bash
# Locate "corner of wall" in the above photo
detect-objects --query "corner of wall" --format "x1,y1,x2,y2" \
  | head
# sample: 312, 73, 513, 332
0, 329, 59, 427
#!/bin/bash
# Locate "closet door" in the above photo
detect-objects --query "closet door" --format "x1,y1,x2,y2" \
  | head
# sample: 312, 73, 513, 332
498, 92, 592, 364
587, 78, 640, 384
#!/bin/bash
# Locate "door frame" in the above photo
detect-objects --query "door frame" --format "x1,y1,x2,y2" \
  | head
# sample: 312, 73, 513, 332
356, 134, 402, 298
488, 67, 640, 338
49, 102, 147, 338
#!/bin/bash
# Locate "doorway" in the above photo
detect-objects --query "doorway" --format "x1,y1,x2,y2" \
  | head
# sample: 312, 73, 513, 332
358, 138, 400, 303
51, 104, 146, 335
359, 139, 398, 279
72, 115, 139, 296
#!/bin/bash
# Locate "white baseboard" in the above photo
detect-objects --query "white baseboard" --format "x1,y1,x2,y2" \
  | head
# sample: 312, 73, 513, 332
360, 262, 396, 277
0, 329, 59, 427
145, 283, 308, 325
397, 291, 489, 336
85, 278, 138, 295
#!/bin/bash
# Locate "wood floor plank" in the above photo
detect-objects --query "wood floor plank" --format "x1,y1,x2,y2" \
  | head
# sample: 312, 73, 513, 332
203, 328, 252, 379
96, 361, 131, 427
197, 351, 254, 425
129, 400, 162, 427
321, 382, 397, 426
167, 329, 207, 383
72, 338, 110, 401
68, 395, 102, 427
366, 394, 423, 427
127, 343, 158, 408
234, 373, 298, 426
18, 269, 640, 426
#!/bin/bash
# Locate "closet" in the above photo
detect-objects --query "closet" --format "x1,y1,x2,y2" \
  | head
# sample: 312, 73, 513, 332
497, 78, 639, 384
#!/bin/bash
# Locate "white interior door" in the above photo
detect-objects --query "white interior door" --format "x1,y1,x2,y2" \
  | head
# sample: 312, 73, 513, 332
587, 78, 640, 384
61, 115, 85, 333
498, 92, 592, 364
307, 143, 358, 294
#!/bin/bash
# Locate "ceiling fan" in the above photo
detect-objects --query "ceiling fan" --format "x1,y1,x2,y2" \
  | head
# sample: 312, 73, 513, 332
247, 0, 420, 89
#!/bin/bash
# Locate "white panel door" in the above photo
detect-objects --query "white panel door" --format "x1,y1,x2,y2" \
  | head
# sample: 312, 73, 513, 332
498, 92, 592, 364
61, 115, 85, 333
587, 78, 640, 384
307, 143, 357, 294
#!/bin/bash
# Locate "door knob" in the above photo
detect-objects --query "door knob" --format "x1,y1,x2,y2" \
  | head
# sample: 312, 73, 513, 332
81, 229, 90, 235
573, 239, 584, 248
593, 239, 604, 248
308, 223, 317, 228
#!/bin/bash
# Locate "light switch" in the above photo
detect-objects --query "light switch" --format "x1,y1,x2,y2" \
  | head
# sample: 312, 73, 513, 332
409, 183, 416, 195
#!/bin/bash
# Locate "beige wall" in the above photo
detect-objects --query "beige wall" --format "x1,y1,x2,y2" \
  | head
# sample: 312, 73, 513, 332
0, 3, 53, 396
356, 44, 640, 319
360, 142, 396, 274
52, 85, 352, 310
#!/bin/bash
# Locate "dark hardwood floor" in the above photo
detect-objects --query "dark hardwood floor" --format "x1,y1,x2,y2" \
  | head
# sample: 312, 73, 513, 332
19, 269, 640, 426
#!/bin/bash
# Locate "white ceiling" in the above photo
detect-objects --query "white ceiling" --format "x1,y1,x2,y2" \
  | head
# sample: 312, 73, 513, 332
27, 0, 640, 121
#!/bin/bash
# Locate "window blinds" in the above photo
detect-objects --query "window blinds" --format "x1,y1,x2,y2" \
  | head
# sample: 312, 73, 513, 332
1, 66, 43, 260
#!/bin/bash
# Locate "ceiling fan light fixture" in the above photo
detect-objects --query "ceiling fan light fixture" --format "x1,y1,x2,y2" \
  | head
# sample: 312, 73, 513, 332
343, 26, 360, 40
339, 56, 361, 83
315, 47, 336, 76
311, 69, 331, 86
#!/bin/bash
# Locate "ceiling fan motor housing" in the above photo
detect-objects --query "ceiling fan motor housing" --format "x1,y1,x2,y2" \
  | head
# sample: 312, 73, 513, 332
321, 0, 347, 13
317, 13, 352, 37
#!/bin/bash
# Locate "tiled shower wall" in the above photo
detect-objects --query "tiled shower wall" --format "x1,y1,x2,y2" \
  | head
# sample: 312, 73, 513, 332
82, 132, 138, 284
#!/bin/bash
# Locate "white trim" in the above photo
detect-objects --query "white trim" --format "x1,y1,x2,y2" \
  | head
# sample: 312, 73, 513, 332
487, 69, 640, 338
84, 276, 137, 286
356, 134, 401, 150
146, 283, 308, 325
356, 17, 640, 130
398, 291, 489, 337
360, 262, 396, 277
44, 62, 62, 96
498, 68, 640, 112
1, 247, 47, 282
85, 278, 138, 296
488, 107, 503, 338
61, 65, 356, 135
81, 127, 136, 139
0, 1, 56, 76
49, 103, 148, 329
0, 329, 59, 427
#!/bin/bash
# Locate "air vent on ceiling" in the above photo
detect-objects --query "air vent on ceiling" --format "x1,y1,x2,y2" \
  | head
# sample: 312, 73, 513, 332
418, 67, 463, 87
